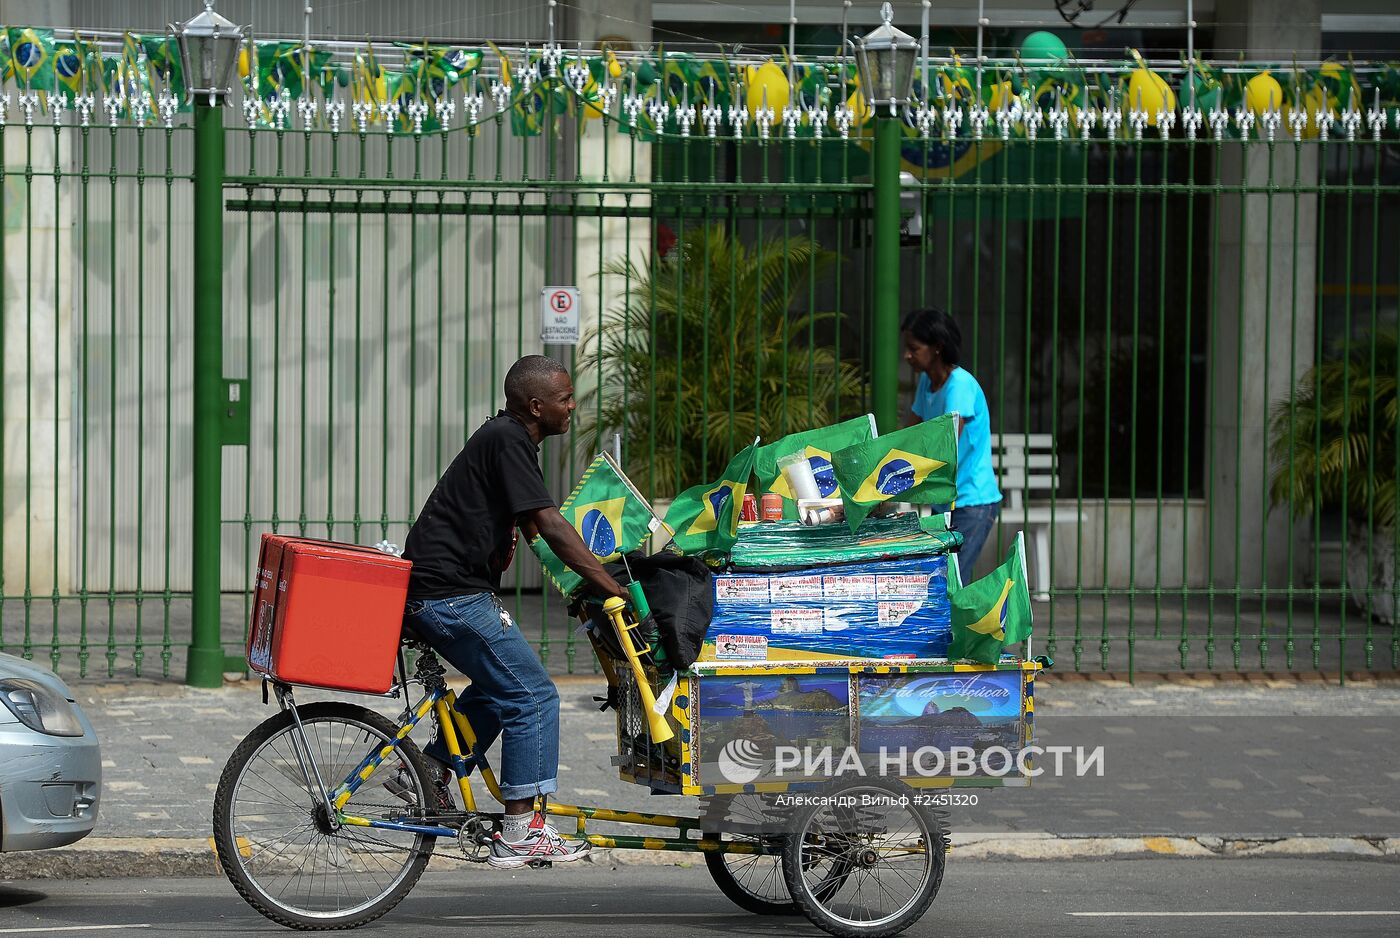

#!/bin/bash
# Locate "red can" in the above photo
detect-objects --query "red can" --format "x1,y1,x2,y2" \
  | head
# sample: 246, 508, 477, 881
761, 493, 784, 521
740, 493, 760, 522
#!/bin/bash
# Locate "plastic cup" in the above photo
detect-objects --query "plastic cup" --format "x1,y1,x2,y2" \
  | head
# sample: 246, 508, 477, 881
778, 452, 822, 501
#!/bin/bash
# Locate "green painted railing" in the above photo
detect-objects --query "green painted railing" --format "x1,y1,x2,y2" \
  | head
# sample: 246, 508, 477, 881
1, 85, 1396, 681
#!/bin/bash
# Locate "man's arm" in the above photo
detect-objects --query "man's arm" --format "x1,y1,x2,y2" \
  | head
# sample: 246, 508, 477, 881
521, 506, 627, 599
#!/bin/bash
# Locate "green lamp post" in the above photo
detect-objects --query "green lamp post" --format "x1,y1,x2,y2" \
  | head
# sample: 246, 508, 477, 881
172, 1, 248, 687
856, 3, 918, 434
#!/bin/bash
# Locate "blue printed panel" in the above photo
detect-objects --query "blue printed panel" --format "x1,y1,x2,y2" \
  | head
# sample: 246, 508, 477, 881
857, 671, 1026, 767
703, 554, 952, 661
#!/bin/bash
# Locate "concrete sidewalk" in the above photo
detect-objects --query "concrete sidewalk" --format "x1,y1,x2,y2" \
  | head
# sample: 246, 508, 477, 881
3, 674, 1398, 878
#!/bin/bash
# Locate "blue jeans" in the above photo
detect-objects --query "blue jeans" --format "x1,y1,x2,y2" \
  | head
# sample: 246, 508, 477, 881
402, 593, 559, 802
951, 501, 1001, 575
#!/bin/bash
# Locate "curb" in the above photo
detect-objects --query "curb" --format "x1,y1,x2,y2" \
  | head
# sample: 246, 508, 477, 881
1035, 671, 1400, 685
4, 834, 1396, 879
946, 832, 1400, 861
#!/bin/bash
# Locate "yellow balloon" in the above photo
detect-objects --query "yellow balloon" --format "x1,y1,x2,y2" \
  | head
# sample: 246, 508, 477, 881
607, 59, 623, 79
1124, 66, 1176, 126
237, 46, 250, 80
1244, 71, 1284, 122
745, 61, 789, 116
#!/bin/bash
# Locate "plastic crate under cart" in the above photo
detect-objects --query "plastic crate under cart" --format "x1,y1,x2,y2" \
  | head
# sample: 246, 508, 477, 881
610, 657, 1042, 796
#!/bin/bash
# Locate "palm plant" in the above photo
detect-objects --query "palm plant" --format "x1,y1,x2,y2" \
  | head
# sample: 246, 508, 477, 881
1268, 328, 1397, 530
576, 223, 869, 500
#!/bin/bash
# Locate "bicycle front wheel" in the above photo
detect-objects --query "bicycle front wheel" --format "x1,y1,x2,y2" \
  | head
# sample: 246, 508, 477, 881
213, 701, 437, 930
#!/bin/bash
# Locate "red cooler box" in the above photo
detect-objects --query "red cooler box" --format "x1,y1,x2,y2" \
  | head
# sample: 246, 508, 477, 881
247, 535, 412, 694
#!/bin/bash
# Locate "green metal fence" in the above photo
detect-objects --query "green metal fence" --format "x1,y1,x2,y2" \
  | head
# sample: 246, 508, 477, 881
1, 54, 1397, 681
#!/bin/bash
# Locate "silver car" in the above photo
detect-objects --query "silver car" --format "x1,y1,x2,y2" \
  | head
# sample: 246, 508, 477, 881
0, 652, 101, 851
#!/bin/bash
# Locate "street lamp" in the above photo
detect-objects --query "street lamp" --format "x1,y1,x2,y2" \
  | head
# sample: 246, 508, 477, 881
858, 3, 918, 436
170, 1, 248, 107
855, 2, 919, 118
174, 0, 250, 687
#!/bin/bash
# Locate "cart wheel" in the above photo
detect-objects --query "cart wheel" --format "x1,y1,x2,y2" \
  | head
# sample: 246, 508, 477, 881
704, 835, 796, 915
781, 779, 947, 938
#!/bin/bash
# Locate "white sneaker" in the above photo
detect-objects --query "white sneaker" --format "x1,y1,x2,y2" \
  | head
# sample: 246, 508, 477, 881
487, 813, 591, 869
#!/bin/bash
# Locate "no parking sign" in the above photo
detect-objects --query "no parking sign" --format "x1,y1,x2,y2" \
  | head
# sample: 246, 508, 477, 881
540, 286, 581, 345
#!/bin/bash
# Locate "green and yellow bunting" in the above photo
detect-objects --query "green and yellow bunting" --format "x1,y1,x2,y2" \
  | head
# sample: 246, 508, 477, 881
662, 440, 758, 556
13, 26, 1400, 149
947, 533, 1033, 664
530, 453, 660, 597
754, 415, 877, 520
830, 415, 958, 531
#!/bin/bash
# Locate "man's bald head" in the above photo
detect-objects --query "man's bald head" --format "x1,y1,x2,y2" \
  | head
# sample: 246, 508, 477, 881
504, 355, 568, 409
504, 355, 575, 440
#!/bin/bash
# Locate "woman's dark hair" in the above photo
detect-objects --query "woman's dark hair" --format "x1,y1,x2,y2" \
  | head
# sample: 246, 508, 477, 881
900, 307, 961, 367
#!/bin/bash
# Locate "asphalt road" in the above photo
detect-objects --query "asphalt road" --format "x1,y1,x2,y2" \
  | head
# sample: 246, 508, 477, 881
2, 859, 1398, 938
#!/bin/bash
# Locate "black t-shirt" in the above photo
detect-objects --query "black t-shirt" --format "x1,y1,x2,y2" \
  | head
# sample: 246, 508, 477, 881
403, 410, 556, 598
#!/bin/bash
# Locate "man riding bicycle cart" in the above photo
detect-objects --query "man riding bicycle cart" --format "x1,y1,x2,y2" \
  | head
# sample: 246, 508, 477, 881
216, 358, 1044, 938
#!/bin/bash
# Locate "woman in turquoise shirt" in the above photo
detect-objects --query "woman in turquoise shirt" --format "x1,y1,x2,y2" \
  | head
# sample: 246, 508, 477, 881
901, 307, 1003, 572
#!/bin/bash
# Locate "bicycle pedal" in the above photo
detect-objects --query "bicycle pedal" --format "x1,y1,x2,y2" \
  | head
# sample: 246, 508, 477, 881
526, 859, 553, 870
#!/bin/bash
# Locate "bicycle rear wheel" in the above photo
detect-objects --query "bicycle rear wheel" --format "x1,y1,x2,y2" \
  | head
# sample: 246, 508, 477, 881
213, 701, 437, 929
782, 779, 947, 938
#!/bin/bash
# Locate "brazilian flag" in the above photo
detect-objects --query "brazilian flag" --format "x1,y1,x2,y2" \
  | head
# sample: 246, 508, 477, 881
118, 35, 158, 123
397, 42, 479, 130
830, 415, 958, 532
530, 454, 660, 598
695, 59, 733, 109
663, 441, 758, 556
797, 63, 832, 119
138, 34, 187, 108
754, 415, 877, 520
662, 51, 698, 108
511, 82, 570, 138
54, 39, 102, 97
351, 48, 403, 123
9, 27, 55, 91
947, 533, 1033, 664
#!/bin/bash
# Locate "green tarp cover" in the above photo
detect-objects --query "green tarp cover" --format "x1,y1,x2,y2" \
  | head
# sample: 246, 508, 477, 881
727, 512, 962, 571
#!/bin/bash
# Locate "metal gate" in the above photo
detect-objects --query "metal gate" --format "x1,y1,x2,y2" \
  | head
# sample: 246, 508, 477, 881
1, 34, 1397, 680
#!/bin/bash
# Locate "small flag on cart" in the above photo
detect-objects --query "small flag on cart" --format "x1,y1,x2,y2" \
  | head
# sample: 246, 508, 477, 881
829, 415, 958, 532
753, 415, 877, 520
530, 453, 661, 597
947, 532, 1033, 665
662, 439, 759, 556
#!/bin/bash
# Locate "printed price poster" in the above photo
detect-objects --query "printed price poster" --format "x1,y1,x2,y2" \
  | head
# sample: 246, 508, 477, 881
823, 574, 876, 599
540, 286, 581, 344
713, 634, 767, 660
876, 573, 931, 599
715, 577, 771, 603
770, 574, 823, 600
878, 601, 922, 626
771, 609, 824, 634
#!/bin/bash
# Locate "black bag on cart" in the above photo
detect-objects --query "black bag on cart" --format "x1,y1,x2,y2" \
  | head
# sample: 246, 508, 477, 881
583, 550, 713, 670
